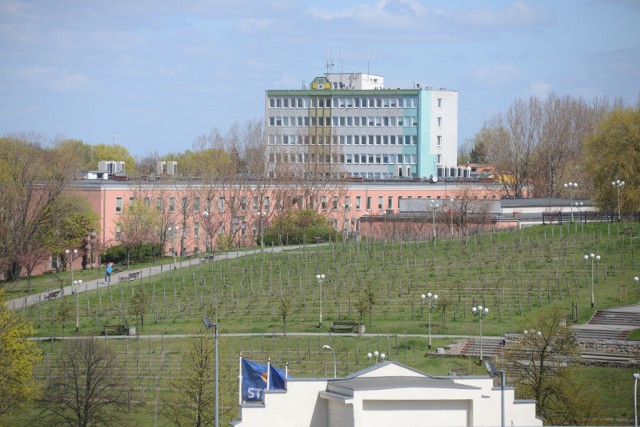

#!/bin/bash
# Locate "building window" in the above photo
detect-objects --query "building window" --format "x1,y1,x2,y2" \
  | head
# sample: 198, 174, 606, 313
366, 197, 372, 211
387, 196, 393, 209
241, 197, 248, 211
345, 196, 351, 210
437, 98, 442, 108
156, 197, 163, 211
437, 135, 442, 146
437, 117, 442, 127
194, 197, 200, 213
356, 196, 362, 210
321, 196, 327, 210
115, 224, 122, 240
217, 197, 225, 212
378, 196, 383, 210
128, 197, 135, 210
144, 197, 151, 207
437, 154, 442, 164
333, 196, 338, 210
115, 197, 122, 213
194, 222, 200, 238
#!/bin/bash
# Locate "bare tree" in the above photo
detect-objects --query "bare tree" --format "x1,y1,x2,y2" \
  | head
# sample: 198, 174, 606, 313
161, 329, 215, 427
38, 337, 128, 426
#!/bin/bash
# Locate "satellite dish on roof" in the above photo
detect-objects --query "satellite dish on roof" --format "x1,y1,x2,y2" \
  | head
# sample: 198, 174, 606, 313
430, 175, 438, 183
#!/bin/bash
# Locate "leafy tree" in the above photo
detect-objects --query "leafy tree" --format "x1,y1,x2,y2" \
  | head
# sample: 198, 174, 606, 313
355, 281, 376, 326
118, 199, 162, 265
584, 106, 640, 212
0, 289, 41, 417
38, 337, 128, 426
0, 135, 78, 280
128, 287, 149, 330
503, 308, 600, 425
56, 298, 73, 337
262, 209, 340, 246
161, 328, 215, 427
278, 292, 293, 336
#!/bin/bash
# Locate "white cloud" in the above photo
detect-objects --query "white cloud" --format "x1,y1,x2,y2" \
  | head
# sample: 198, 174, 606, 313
235, 18, 273, 33
529, 81, 551, 97
471, 64, 521, 87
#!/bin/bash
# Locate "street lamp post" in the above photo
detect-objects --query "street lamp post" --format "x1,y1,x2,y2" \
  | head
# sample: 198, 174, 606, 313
472, 305, 489, 361
612, 180, 626, 221
430, 200, 438, 240
316, 274, 325, 328
203, 316, 219, 427
73, 279, 82, 332
563, 182, 578, 222
367, 350, 386, 364
421, 293, 438, 349
584, 253, 601, 308
323, 345, 337, 378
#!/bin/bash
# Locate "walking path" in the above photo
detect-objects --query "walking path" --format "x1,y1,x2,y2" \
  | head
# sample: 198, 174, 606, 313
6, 245, 299, 311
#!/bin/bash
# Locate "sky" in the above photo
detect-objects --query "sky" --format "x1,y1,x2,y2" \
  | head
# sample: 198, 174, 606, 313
1, 0, 639, 158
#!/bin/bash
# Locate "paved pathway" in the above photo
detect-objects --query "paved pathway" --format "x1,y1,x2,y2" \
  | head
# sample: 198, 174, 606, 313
6, 245, 301, 311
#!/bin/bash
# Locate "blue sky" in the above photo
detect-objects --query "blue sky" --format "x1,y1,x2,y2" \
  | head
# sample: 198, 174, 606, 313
1, 0, 638, 157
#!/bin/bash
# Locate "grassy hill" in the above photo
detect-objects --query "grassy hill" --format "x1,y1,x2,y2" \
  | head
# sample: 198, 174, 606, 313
5, 221, 640, 425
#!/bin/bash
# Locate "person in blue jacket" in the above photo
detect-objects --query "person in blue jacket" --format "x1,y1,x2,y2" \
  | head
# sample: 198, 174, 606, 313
105, 263, 113, 283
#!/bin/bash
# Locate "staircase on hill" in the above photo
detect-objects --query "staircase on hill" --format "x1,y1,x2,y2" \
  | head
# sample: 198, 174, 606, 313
458, 336, 506, 359
572, 309, 640, 342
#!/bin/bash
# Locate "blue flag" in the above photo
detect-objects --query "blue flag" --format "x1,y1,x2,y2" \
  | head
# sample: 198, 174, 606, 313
241, 358, 287, 402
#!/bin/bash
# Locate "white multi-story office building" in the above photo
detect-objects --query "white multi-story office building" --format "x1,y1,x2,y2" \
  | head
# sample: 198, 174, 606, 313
265, 73, 459, 180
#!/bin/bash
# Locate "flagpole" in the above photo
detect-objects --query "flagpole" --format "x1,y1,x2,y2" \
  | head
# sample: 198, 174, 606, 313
267, 358, 271, 391
238, 353, 243, 405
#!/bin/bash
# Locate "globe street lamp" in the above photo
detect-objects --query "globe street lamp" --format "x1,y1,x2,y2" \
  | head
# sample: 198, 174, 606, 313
612, 180, 625, 221
367, 350, 386, 364
323, 344, 337, 378
563, 182, 578, 222
430, 200, 438, 240
73, 280, 82, 332
421, 293, 438, 349
65, 249, 78, 290
316, 274, 325, 328
584, 253, 601, 308
472, 305, 489, 361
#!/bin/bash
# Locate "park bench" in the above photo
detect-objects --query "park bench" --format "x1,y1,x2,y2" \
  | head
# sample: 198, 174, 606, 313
43, 290, 60, 300
100, 325, 128, 336
118, 271, 141, 283
330, 321, 358, 333
201, 254, 215, 262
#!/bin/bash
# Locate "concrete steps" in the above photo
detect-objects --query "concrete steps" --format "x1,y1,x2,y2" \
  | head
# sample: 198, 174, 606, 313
589, 310, 640, 327
458, 337, 505, 359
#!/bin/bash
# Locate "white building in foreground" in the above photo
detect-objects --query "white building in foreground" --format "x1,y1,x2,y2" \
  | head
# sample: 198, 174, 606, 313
232, 361, 542, 427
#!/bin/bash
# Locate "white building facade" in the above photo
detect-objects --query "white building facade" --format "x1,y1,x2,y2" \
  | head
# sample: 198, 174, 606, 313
265, 73, 459, 181
232, 361, 542, 427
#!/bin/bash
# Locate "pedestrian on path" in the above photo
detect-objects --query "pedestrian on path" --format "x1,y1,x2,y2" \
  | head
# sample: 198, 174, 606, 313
105, 263, 113, 283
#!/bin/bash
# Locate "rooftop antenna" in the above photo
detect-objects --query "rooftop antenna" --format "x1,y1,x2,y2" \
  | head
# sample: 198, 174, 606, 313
326, 53, 334, 75
112, 134, 117, 145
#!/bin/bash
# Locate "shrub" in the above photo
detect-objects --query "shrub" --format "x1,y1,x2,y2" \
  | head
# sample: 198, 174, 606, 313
262, 209, 340, 246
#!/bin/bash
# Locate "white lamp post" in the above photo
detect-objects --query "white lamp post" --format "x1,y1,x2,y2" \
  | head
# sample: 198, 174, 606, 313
563, 182, 578, 222
367, 350, 386, 364
203, 316, 219, 427
430, 200, 438, 239
612, 180, 626, 221
73, 279, 82, 332
421, 293, 438, 349
635, 372, 640, 427
584, 253, 601, 308
316, 274, 325, 328
323, 345, 337, 378
472, 305, 489, 361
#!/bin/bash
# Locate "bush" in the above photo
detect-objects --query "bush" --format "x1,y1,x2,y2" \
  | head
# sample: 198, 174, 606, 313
262, 209, 340, 246
102, 242, 163, 264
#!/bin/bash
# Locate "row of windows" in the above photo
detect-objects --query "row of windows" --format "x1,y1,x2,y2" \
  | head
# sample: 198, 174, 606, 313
268, 152, 418, 165
115, 195, 272, 214
268, 96, 425, 110
268, 134, 420, 146
268, 115, 420, 128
